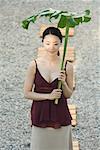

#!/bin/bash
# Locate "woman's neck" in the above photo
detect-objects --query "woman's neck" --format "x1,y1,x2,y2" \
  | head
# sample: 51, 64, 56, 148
44, 53, 60, 63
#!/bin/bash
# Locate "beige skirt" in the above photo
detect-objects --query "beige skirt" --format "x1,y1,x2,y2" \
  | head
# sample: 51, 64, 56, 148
30, 125, 73, 150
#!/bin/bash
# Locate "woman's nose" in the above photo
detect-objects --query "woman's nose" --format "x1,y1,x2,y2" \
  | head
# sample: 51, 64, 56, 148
50, 44, 54, 49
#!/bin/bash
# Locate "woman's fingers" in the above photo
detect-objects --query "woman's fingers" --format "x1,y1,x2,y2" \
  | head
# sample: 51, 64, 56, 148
60, 70, 65, 73
54, 89, 62, 92
58, 70, 66, 80
50, 89, 62, 100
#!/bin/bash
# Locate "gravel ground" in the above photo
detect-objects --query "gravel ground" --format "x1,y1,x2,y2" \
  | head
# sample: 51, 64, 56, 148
0, 0, 100, 150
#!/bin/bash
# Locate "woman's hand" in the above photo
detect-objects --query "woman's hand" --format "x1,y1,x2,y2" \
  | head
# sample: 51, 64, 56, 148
58, 70, 67, 85
49, 89, 62, 100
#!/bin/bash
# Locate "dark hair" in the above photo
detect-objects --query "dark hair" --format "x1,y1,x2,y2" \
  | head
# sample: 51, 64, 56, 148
42, 27, 62, 56
42, 27, 62, 43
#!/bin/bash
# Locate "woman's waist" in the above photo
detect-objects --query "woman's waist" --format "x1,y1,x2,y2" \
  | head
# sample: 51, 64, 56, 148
34, 86, 53, 93
31, 99, 70, 119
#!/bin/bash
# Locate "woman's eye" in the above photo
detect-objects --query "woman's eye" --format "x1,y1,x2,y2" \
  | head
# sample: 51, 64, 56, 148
55, 44, 58, 45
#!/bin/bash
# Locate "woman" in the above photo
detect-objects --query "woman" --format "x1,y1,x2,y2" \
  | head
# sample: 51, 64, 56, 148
24, 27, 73, 150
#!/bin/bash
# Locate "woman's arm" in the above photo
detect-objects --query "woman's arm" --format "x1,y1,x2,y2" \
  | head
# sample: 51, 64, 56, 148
24, 60, 50, 101
61, 62, 73, 98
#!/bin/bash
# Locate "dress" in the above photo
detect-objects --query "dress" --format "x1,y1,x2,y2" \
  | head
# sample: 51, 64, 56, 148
30, 59, 73, 150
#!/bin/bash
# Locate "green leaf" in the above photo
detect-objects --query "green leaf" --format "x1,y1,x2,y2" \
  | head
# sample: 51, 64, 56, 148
38, 9, 50, 15
38, 8, 55, 17
49, 10, 70, 22
62, 10, 68, 13
39, 12, 52, 17
50, 11, 61, 18
21, 8, 91, 30
83, 16, 91, 22
21, 20, 30, 29
74, 16, 82, 25
61, 12, 71, 17
68, 17, 77, 27
58, 15, 67, 28
49, 11, 61, 22
31, 16, 37, 23
85, 9, 90, 15
28, 15, 37, 23
39, 9, 50, 13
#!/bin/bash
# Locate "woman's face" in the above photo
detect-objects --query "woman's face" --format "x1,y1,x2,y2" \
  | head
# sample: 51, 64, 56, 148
43, 34, 61, 55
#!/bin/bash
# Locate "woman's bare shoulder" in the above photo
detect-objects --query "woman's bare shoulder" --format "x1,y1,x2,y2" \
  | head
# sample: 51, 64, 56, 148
28, 59, 36, 73
35, 58, 45, 64
29, 58, 44, 71
29, 59, 36, 67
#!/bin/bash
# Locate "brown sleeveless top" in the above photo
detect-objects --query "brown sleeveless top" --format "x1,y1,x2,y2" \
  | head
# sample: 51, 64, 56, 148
31, 59, 72, 129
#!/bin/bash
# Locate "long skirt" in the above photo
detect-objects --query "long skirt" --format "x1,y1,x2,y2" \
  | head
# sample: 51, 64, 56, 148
30, 125, 73, 150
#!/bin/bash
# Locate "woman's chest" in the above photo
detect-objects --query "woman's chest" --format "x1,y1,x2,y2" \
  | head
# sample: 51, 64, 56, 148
37, 65, 60, 83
